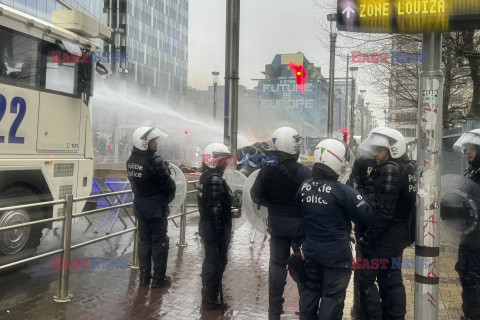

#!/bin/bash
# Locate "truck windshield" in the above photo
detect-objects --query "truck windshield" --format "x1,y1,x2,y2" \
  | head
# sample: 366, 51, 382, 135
0, 26, 40, 88
0, 25, 92, 99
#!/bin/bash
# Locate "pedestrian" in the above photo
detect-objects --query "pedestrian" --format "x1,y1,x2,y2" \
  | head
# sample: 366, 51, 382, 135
356, 127, 416, 320
127, 126, 176, 288
197, 143, 234, 310
296, 139, 373, 320
251, 127, 312, 320
346, 155, 377, 320
453, 129, 480, 320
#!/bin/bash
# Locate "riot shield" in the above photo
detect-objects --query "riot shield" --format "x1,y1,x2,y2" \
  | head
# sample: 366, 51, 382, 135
224, 169, 248, 230
168, 163, 187, 216
242, 169, 269, 234
440, 174, 480, 248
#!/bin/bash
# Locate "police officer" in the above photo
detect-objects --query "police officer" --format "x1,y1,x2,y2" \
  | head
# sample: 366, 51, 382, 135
251, 127, 312, 320
127, 126, 176, 288
346, 155, 377, 320
453, 129, 480, 320
296, 139, 373, 320
197, 143, 234, 310
356, 127, 416, 320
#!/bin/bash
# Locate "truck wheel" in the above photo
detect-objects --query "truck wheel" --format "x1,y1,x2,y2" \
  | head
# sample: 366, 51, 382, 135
0, 186, 44, 262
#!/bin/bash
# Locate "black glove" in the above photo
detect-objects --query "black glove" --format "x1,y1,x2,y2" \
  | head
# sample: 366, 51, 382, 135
357, 237, 373, 255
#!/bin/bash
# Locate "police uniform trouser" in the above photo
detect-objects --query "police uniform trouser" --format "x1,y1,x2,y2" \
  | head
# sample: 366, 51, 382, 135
199, 220, 232, 302
138, 215, 169, 276
269, 235, 303, 317
299, 261, 351, 320
359, 246, 406, 320
456, 246, 480, 319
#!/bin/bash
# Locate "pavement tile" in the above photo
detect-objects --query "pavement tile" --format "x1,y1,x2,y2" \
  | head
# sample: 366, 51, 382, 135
0, 213, 467, 320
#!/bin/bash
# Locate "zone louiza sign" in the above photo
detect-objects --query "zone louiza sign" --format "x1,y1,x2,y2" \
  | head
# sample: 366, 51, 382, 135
337, 0, 480, 34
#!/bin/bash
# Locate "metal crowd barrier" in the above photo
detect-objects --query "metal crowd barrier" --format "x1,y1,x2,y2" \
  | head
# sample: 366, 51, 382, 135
0, 180, 199, 303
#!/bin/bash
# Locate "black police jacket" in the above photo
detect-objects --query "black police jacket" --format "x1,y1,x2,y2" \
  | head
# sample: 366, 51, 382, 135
363, 155, 416, 249
250, 152, 312, 238
197, 168, 233, 233
127, 147, 176, 219
295, 168, 373, 268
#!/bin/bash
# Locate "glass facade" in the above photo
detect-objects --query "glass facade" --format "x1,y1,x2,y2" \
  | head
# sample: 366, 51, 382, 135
120, 0, 188, 95
0, 0, 102, 22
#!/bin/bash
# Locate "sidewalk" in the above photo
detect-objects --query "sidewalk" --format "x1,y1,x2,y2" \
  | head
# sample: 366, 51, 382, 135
0, 215, 463, 320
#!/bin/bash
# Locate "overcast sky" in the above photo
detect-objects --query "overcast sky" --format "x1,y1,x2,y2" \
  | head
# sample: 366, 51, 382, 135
188, 0, 387, 125
188, 0, 331, 90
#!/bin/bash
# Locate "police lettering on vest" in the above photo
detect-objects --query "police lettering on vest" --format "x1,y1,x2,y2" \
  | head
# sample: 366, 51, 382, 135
128, 162, 143, 178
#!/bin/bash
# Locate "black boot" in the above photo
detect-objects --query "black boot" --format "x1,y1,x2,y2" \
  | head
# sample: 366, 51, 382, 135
139, 270, 151, 286
151, 274, 172, 288
202, 298, 227, 310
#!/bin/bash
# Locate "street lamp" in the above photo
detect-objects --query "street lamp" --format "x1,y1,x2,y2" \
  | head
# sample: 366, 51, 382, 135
360, 89, 366, 140
327, 13, 337, 138
212, 71, 220, 121
349, 66, 358, 148
365, 102, 372, 132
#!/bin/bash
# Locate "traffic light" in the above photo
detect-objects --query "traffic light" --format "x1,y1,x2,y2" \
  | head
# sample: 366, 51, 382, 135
343, 131, 348, 143
287, 63, 307, 93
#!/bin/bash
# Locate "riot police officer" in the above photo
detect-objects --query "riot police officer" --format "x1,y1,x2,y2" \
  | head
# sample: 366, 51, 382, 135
250, 127, 312, 320
127, 126, 176, 288
198, 143, 234, 310
453, 129, 480, 320
346, 155, 377, 320
356, 127, 416, 320
296, 139, 373, 320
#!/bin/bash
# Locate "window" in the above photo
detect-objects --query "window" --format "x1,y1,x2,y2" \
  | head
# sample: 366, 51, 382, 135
0, 26, 40, 88
44, 46, 79, 95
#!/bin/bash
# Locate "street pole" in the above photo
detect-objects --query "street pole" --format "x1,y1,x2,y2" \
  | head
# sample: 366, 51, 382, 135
212, 71, 219, 121
414, 33, 443, 320
350, 76, 356, 149
344, 55, 350, 130
224, 0, 240, 155
213, 83, 217, 120
327, 14, 337, 139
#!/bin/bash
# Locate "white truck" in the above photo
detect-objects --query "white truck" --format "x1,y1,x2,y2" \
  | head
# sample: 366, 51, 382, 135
0, 5, 110, 266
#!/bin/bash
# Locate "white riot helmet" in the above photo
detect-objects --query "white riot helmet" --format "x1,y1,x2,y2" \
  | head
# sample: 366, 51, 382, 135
314, 139, 346, 175
132, 126, 168, 151
453, 129, 480, 154
359, 127, 406, 159
271, 127, 301, 155
202, 142, 233, 169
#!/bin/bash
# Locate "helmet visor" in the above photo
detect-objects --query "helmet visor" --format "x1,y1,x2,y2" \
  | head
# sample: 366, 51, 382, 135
146, 128, 168, 143
358, 133, 391, 158
453, 132, 480, 154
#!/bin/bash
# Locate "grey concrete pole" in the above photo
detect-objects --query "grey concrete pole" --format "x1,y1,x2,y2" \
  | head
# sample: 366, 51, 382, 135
327, 14, 337, 138
414, 33, 443, 320
224, 0, 240, 155
344, 55, 350, 129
